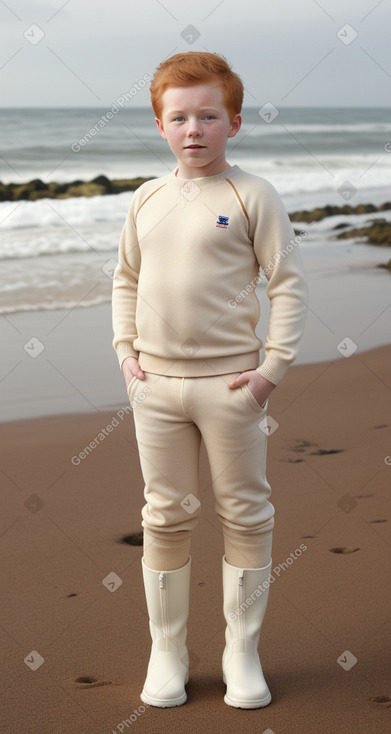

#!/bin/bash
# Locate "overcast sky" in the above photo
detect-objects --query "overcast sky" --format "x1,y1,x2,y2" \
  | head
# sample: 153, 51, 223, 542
0, 0, 390, 108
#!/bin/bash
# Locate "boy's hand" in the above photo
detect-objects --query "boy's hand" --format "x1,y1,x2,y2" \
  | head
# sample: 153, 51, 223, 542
122, 356, 146, 388
228, 370, 276, 407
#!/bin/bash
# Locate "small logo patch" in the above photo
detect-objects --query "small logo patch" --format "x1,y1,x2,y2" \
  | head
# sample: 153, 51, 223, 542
216, 215, 229, 229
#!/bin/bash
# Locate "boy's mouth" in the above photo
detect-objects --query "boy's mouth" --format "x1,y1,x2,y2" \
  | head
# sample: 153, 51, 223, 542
184, 144, 206, 149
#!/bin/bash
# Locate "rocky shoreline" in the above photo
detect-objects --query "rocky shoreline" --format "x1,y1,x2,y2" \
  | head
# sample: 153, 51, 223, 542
2, 174, 390, 270
289, 201, 391, 223
1, 174, 390, 217
0, 175, 153, 202
334, 220, 391, 271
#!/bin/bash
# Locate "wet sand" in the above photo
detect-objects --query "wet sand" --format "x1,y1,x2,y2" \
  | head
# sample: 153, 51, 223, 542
1, 344, 390, 733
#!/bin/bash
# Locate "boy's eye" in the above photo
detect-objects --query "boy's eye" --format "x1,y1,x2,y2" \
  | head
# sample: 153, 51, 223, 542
171, 114, 215, 122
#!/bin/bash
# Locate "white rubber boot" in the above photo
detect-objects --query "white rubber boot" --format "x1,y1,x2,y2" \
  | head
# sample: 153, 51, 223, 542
222, 555, 272, 709
140, 556, 191, 707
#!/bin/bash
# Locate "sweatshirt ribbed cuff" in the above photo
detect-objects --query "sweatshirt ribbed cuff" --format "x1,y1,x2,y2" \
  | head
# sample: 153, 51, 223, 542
116, 341, 139, 370
256, 357, 291, 386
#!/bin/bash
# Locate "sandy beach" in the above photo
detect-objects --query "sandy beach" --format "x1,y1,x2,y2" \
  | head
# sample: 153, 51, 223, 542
2, 4, 391, 729
1, 343, 390, 734
1, 110, 391, 734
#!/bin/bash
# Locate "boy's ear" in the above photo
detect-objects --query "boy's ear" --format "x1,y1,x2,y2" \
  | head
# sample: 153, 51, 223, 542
155, 118, 167, 140
227, 113, 242, 139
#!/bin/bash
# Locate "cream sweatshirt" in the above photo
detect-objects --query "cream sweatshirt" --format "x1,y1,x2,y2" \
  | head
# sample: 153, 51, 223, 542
112, 165, 309, 386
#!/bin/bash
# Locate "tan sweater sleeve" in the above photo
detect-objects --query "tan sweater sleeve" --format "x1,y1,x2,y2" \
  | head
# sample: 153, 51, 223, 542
111, 194, 141, 369
249, 180, 309, 386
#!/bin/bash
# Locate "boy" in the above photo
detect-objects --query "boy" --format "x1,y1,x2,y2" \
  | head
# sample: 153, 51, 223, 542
112, 51, 309, 710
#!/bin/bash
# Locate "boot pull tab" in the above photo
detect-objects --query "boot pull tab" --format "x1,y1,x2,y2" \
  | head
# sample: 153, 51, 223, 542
159, 572, 165, 589
238, 571, 244, 587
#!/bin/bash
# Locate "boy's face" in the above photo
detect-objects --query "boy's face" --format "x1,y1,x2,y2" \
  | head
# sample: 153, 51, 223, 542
155, 83, 241, 179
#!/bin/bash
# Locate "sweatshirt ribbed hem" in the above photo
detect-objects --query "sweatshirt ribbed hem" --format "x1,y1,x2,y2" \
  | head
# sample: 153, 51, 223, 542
138, 351, 260, 377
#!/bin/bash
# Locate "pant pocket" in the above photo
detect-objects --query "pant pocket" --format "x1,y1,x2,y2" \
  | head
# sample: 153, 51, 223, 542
126, 375, 138, 398
127, 375, 148, 403
241, 383, 269, 413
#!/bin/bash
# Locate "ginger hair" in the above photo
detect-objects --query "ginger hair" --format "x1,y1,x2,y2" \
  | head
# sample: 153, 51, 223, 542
150, 51, 244, 122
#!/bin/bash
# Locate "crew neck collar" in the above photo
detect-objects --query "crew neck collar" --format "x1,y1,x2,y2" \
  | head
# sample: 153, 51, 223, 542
169, 164, 240, 188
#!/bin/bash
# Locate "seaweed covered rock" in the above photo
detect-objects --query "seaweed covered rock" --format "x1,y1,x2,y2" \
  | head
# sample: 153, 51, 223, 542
0, 175, 155, 202
289, 202, 391, 223
335, 219, 391, 246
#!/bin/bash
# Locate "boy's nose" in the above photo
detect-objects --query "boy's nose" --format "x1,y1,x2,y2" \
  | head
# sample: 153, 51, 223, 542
186, 118, 202, 136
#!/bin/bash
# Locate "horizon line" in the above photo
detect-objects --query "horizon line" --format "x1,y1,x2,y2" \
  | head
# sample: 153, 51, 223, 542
1, 104, 391, 110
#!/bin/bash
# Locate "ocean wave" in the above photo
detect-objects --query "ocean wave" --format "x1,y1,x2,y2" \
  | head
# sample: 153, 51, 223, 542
241, 122, 391, 136
0, 292, 111, 315
0, 253, 113, 313
2, 156, 391, 238
1, 205, 390, 314
0, 221, 121, 259
0, 192, 132, 232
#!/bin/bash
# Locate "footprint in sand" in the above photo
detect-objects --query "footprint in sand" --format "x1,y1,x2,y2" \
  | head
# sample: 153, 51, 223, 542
370, 519, 387, 523
329, 547, 360, 554
283, 439, 317, 462
369, 695, 391, 707
292, 440, 317, 453
118, 532, 143, 546
310, 448, 345, 455
74, 676, 112, 689
285, 441, 344, 460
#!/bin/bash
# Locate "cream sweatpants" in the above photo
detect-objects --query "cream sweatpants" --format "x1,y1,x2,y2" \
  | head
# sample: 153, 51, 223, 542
127, 370, 274, 571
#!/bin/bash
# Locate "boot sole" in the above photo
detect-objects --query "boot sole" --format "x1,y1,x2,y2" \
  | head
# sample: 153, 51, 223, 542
140, 690, 187, 707
224, 691, 272, 709
223, 674, 272, 709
